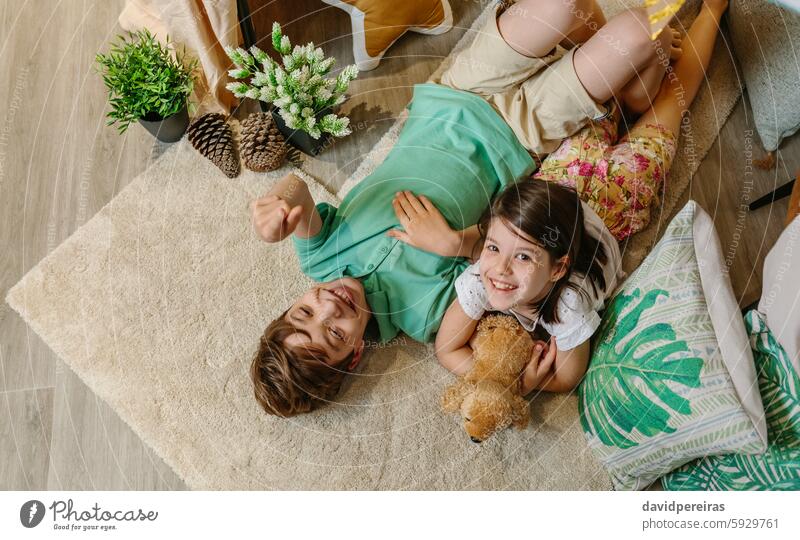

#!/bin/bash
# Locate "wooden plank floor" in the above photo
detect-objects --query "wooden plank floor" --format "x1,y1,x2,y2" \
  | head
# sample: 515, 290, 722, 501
1, 0, 797, 489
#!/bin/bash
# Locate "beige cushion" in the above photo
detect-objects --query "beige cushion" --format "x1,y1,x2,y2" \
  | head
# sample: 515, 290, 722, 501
759, 215, 800, 375
694, 202, 768, 432
322, 0, 453, 71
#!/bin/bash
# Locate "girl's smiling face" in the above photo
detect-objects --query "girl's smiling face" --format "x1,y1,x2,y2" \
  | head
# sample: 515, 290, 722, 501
479, 217, 566, 313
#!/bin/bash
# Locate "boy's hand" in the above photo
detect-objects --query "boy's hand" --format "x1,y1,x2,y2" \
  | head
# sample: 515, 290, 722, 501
520, 337, 557, 395
388, 191, 460, 257
251, 195, 305, 243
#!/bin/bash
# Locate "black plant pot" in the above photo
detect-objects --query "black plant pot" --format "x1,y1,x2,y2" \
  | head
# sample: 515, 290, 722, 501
138, 104, 190, 143
263, 103, 332, 156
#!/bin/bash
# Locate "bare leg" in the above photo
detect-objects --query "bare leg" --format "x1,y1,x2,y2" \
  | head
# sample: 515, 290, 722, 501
498, 0, 605, 58
572, 8, 676, 104
634, 0, 728, 136
560, 0, 607, 49
620, 28, 683, 114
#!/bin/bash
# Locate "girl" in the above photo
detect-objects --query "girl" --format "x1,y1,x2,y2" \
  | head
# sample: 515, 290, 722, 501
388, 0, 728, 394
535, 0, 730, 241
441, 181, 623, 394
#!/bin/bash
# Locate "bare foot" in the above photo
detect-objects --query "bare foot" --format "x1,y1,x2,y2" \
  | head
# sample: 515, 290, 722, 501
669, 27, 682, 61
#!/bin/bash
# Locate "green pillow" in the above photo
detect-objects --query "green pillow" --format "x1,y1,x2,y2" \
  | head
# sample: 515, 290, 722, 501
662, 310, 800, 490
579, 201, 768, 490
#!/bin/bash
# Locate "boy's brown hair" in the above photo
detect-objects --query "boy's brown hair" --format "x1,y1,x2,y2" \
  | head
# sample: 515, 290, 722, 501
250, 310, 353, 417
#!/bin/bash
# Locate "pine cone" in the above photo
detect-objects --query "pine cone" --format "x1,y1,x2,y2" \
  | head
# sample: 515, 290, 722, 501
187, 113, 240, 178
240, 112, 289, 172
285, 146, 303, 168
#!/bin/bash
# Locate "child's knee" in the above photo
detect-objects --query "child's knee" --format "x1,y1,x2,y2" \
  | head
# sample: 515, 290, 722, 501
622, 87, 655, 116
611, 8, 658, 63
509, 0, 586, 35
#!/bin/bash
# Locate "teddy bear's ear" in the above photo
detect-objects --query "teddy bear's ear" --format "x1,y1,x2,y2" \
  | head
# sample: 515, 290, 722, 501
441, 379, 472, 412
510, 394, 530, 430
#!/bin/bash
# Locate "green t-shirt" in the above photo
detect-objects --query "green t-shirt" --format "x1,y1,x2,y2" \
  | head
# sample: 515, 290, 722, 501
292, 83, 534, 343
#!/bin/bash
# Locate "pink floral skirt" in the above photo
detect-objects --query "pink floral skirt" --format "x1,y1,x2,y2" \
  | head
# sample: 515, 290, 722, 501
532, 108, 677, 240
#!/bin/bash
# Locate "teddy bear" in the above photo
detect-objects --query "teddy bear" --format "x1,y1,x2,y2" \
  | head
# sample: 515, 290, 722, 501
441, 314, 534, 443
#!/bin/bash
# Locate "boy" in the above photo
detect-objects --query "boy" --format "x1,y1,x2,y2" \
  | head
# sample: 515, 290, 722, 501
251, 0, 680, 416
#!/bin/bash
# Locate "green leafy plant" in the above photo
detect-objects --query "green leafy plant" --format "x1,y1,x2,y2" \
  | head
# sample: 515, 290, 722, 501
96, 29, 197, 133
225, 22, 358, 139
579, 288, 704, 449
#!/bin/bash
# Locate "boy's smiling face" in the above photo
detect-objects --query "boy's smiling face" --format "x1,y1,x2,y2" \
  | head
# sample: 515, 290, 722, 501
283, 277, 372, 367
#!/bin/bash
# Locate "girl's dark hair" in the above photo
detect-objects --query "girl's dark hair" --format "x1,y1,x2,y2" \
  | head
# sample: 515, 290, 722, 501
477, 180, 608, 325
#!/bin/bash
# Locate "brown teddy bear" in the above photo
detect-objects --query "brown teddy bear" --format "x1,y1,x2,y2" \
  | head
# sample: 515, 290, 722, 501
441, 314, 534, 443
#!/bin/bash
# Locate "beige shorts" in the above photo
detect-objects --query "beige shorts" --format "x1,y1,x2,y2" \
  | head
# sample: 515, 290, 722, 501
437, 4, 607, 156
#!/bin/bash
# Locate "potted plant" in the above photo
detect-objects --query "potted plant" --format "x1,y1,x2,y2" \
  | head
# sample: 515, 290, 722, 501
225, 23, 358, 156
96, 29, 197, 142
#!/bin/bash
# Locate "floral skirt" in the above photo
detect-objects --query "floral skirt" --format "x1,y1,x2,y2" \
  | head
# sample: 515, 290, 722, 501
532, 108, 677, 240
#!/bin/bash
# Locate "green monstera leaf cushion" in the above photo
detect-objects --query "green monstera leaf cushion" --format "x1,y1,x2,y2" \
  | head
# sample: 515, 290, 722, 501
662, 310, 800, 490
579, 201, 768, 490
580, 288, 704, 449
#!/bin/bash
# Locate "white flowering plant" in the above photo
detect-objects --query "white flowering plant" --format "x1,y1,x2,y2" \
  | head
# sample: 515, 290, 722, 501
225, 22, 358, 139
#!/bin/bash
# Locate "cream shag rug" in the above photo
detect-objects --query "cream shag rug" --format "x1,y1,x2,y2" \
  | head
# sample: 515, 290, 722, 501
6, 0, 739, 489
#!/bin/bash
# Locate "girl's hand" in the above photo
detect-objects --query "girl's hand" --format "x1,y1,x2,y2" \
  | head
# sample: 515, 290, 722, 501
520, 336, 557, 395
388, 191, 460, 257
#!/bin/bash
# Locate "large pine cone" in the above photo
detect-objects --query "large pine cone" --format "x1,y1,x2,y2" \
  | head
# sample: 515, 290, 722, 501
187, 113, 240, 178
240, 112, 290, 172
